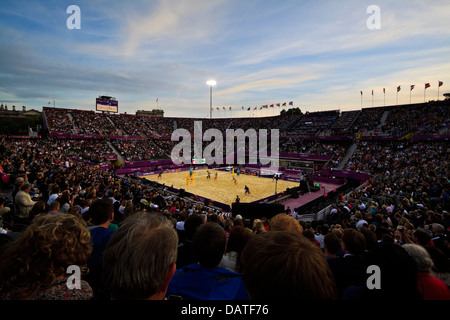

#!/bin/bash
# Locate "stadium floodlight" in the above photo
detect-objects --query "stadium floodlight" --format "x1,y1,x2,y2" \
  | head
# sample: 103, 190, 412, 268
207, 80, 216, 119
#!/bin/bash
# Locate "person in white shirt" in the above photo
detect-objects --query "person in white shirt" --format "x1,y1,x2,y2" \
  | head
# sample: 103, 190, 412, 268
47, 184, 61, 206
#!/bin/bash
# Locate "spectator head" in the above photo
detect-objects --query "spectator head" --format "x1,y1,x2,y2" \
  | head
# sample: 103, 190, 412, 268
269, 213, 303, 234
431, 223, 445, 235
193, 222, 226, 268
324, 232, 341, 256
359, 227, 378, 252
413, 229, 432, 247
227, 225, 251, 253
48, 200, 60, 213
15, 177, 24, 189
341, 228, 366, 255
102, 212, 178, 300
241, 231, 337, 300
50, 184, 60, 195
183, 214, 204, 240
402, 244, 434, 272
223, 217, 234, 232
364, 242, 419, 300
0, 214, 92, 300
88, 198, 114, 226
20, 183, 32, 192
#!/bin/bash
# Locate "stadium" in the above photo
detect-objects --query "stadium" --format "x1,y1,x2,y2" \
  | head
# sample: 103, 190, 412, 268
0, 0, 449, 305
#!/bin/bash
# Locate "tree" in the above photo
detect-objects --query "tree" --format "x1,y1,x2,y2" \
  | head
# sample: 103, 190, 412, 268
280, 107, 303, 116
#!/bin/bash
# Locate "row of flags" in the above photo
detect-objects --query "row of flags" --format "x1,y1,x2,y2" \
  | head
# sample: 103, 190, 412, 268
214, 101, 294, 111
361, 81, 444, 95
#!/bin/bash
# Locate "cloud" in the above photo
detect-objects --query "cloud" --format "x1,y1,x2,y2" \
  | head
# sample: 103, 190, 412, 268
214, 65, 324, 97
1, 0, 450, 117
119, 0, 231, 57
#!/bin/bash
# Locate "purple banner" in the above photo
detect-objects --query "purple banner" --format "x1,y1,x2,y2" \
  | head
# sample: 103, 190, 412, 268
320, 169, 371, 181
50, 132, 71, 138
124, 159, 175, 168
412, 134, 450, 141
361, 135, 399, 141
70, 134, 103, 139
109, 135, 143, 140
251, 190, 287, 205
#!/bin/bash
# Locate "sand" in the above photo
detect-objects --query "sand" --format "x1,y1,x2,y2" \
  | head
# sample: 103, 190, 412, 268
141, 168, 300, 206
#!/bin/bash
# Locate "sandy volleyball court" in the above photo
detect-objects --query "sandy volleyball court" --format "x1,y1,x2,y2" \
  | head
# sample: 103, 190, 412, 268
141, 169, 300, 206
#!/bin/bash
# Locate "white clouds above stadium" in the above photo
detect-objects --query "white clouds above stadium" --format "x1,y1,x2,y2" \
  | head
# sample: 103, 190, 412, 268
0, 0, 449, 117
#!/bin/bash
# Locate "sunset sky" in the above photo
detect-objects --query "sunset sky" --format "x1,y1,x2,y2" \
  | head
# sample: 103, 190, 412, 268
1, 0, 449, 117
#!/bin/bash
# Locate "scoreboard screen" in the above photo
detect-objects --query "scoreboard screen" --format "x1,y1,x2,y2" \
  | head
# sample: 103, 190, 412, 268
191, 159, 206, 165
96, 98, 118, 113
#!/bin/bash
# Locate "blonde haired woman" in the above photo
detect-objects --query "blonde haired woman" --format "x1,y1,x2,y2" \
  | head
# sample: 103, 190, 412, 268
0, 214, 93, 300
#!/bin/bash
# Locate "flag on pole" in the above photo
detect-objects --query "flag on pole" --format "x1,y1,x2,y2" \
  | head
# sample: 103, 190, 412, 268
282, 102, 286, 106
410, 85, 415, 104
247, 107, 250, 111
424, 83, 430, 102
276, 103, 280, 107
438, 81, 443, 100
383, 88, 385, 93
289, 101, 293, 105
270, 104, 274, 108
360, 91, 363, 95
229, 107, 231, 110
371, 90, 373, 95
397, 86, 401, 92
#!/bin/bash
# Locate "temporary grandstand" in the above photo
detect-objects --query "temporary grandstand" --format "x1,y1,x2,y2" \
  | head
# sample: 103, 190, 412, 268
2, 99, 447, 224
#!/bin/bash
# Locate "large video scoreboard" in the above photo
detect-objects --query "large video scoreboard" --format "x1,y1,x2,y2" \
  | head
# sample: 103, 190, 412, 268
96, 96, 118, 113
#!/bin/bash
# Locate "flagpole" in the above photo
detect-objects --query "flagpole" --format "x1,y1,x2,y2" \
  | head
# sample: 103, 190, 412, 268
360, 91, 363, 108
424, 83, 427, 102
438, 81, 440, 101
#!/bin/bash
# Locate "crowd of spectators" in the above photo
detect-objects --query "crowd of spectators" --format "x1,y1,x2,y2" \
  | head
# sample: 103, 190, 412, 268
71, 110, 118, 136
0, 101, 448, 302
57, 139, 114, 164
280, 137, 316, 154
382, 102, 450, 136
44, 108, 74, 133
349, 107, 385, 135
111, 139, 168, 161
43, 100, 449, 142
309, 142, 350, 169
1, 132, 448, 301
330, 110, 361, 136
